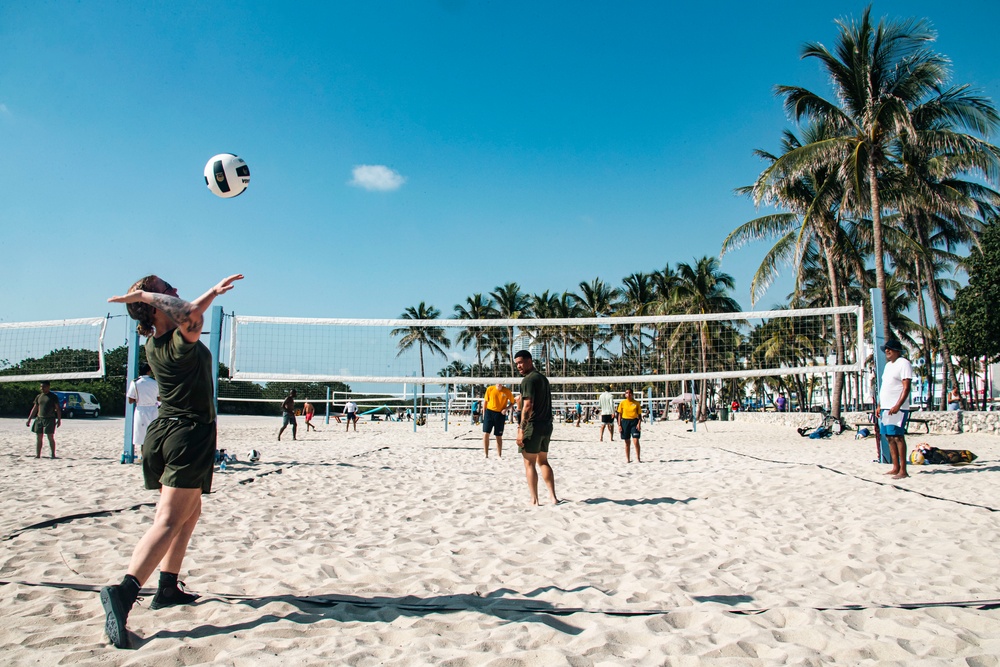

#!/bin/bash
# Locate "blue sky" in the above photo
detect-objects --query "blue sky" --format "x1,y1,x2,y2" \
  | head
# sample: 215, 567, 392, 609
2, 1, 998, 352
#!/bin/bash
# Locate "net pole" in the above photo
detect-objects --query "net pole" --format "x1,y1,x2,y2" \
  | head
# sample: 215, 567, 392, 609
648, 386, 653, 424
412, 374, 417, 432
122, 322, 140, 464
444, 372, 450, 432
325, 386, 331, 425
690, 376, 697, 433
209, 306, 223, 416
871, 288, 891, 464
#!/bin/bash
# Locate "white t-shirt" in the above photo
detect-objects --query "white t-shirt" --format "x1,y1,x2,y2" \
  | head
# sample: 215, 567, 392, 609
127, 375, 159, 407
598, 392, 614, 414
879, 357, 914, 410
344, 401, 358, 414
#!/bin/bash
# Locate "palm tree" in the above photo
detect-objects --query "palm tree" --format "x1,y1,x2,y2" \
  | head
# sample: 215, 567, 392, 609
727, 122, 867, 418
767, 7, 955, 337
572, 278, 619, 365
391, 302, 451, 410
673, 257, 741, 420
619, 272, 657, 375
453, 293, 497, 380
490, 282, 530, 372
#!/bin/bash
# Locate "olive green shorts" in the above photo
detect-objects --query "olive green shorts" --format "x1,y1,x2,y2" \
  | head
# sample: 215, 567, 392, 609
520, 420, 553, 455
142, 418, 216, 493
31, 417, 56, 435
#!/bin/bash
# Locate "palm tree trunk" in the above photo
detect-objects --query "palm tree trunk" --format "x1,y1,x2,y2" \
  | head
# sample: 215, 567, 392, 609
821, 236, 846, 419
869, 161, 891, 340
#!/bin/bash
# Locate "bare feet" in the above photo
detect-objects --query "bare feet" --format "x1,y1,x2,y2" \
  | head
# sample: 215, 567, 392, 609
884, 470, 899, 476
891, 473, 909, 479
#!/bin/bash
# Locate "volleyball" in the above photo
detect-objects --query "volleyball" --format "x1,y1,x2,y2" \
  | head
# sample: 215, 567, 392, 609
204, 153, 250, 198
247, 449, 261, 462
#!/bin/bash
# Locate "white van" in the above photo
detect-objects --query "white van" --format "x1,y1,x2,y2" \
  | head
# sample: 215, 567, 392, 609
53, 391, 101, 418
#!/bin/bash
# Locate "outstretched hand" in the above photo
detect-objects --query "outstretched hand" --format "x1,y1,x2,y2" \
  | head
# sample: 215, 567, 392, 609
213, 274, 244, 295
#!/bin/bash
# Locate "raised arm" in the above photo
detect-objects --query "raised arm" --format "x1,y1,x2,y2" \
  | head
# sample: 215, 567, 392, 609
109, 274, 243, 343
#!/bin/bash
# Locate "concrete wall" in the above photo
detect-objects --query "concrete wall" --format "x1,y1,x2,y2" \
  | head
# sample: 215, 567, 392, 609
730, 410, 1000, 435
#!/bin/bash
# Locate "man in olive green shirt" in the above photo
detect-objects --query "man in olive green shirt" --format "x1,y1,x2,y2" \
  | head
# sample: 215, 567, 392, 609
514, 350, 558, 506
26, 380, 61, 458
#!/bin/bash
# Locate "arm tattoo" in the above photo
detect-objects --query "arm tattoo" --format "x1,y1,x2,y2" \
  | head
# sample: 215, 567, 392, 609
147, 294, 202, 332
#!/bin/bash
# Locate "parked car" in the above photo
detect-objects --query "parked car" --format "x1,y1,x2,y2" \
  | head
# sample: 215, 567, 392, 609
52, 391, 101, 418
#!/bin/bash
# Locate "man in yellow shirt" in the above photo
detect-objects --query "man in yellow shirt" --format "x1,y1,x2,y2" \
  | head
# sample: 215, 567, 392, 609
482, 382, 515, 458
616, 388, 643, 463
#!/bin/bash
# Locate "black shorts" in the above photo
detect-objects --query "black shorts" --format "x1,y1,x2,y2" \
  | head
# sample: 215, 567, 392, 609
143, 418, 216, 493
601, 414, 614, 425
521, 420, 553, 454
620, 418, 641, 440
31, 417, 57, 435
483, 409, 506, 435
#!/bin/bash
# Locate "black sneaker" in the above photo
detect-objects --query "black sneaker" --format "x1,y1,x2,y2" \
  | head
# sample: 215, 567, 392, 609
149, 583, 200, 610
99, 585, 131, 649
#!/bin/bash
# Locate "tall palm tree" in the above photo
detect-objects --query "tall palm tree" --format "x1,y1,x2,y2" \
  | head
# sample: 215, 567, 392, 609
727, 122, 867, 418
391, 302, 451, 409
673, 257, 741, 420
767, 7, 954, 337
453, 293, 497, 379
489, 282, 530, 372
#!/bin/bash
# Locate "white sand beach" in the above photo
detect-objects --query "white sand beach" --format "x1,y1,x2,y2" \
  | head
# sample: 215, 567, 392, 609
1, 415, 998, 666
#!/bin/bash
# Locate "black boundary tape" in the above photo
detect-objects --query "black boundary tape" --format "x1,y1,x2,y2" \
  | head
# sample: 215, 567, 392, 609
715, 447, 1000, 513
0, 579, 997, 615
1, 502, 158, 542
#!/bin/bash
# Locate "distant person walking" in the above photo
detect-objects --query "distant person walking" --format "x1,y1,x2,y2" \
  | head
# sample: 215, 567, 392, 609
102, 272, 242, 649
616, 388, 642, 463
344, 400, 359, 431
27, 380, 61, 458
127, 363, 158, 451
514, 350, 558, 506
598, 388, 615, 442
879, 339, 914, 480
482, 382, 515, 458
278, 389, 297, 441
947, 386, 962, 411
776, 395, 787, 412
303, 401, 317, 432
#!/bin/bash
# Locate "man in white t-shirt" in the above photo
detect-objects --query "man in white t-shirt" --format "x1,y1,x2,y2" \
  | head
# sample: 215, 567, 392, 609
344, 401, 358, 432
598, 388, 615, 442
126, 363, 159, 451
878, 339, 913, 479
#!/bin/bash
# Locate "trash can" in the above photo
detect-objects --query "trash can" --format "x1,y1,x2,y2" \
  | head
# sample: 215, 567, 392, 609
719, 407, 729, 421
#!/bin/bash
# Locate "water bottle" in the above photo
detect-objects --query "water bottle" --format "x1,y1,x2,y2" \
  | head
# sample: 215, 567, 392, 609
220, 458, 227, 472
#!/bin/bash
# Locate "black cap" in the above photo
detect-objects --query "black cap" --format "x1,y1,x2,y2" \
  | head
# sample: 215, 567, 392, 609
880, 339, 904, 353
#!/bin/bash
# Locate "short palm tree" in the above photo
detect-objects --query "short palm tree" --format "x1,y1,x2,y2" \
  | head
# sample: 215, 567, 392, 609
391, 302, 451, 409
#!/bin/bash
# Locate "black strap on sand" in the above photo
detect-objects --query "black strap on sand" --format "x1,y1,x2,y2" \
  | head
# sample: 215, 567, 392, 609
715, 447, 1000, 513
0, 578, 996, 615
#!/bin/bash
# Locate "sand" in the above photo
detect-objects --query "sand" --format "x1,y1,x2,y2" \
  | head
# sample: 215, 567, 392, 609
1, 414, 999, 666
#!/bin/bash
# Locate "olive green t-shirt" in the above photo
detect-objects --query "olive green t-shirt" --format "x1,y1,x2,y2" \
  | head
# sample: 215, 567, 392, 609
34, 391, 59, 419
145, 328, 216, 424
519, 369, 552, 424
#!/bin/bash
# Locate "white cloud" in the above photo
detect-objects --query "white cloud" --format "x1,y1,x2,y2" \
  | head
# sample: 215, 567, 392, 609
349, 164, 406, 192
0, 103, 9, 115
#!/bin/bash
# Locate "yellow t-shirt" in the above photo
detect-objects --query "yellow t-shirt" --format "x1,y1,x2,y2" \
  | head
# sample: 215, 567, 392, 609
484, 385, 515, 412
616, 398, 641, 420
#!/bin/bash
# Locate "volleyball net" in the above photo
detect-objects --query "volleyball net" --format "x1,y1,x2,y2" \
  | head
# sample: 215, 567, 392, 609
226, 306, 865, 392
0, 317, 109, 382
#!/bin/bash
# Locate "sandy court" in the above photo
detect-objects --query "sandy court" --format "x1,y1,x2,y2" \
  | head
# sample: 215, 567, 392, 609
1, 414, 998, 666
